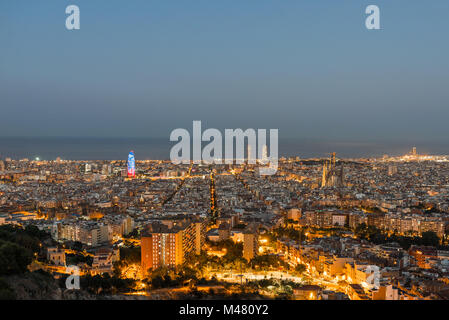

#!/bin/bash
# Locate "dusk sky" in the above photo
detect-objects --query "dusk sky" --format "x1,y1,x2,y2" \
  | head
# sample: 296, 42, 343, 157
1, 0, 449, 143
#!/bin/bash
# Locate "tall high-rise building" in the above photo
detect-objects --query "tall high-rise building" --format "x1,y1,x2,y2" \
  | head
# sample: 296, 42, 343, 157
193, 221, 206, 255
127, 151, 135, 178
141, 219, 206, 274
141, 227, 181, 273
243, 223, 259, 262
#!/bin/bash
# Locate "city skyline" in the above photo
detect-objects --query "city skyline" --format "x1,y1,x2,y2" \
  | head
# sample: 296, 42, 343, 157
3, 153, 449, 300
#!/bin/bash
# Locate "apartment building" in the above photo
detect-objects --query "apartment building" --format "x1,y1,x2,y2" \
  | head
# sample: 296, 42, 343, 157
141, 219, 206, 274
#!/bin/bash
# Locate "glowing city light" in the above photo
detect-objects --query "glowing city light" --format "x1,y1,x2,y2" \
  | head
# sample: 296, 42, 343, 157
127, 151, 135, 178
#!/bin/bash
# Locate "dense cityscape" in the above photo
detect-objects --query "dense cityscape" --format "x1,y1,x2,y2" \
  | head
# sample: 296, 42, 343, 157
2, 147, 449, 300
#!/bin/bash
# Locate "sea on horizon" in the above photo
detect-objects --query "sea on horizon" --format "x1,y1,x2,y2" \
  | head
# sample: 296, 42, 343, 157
0, 137, 447, 161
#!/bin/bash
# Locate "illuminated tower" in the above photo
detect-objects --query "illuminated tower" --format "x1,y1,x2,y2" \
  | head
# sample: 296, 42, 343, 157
127, 151, 135, 178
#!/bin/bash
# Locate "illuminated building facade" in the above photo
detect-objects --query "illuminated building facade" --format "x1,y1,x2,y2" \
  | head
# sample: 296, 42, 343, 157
243, 223, 259, 262
141, 219, 206, 274
141, 230, 182, 274
321, 152, 344, 188
127, 151, 135, 178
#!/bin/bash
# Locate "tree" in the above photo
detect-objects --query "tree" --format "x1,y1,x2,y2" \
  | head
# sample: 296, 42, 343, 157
0, 240, 33, 275
120, 246, 141, 263
355, 223, 367, 235
71, 241, 83, 252
294, 264, 307, 275
0, 225, 42, 253
127, 228, 139, 239
79, 274, 135, 294
421, 231, 440, 247
151, 275, 164, 289
24, 225, 48, 241
176, 266, 198, 282
250, 254, 288, 271
0, 278, 15, 300
223, 242, 243, 262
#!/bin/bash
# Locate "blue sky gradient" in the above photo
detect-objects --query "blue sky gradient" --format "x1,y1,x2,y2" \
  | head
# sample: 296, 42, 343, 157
1, 1, 448, 142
